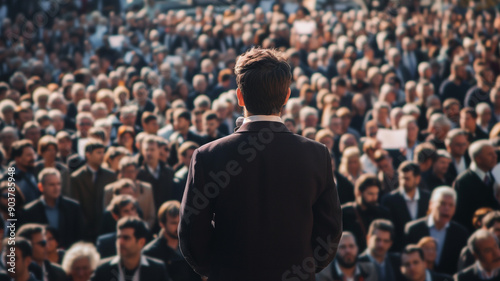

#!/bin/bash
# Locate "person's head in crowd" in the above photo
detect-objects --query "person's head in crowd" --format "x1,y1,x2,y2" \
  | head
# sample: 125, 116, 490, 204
177, 141, 199, 168
337, 107, 353, 134
417, 237, 437, 271
38, 135, 58, 165
390, 107, 403, 130
48, 109, 65, 132
476, 103, 492, 130
194, 95, 211, 112
482, 211, 500, 240
114, 86, 130, 108
442, 98, 460, 125
380, 84, 397, 106
302, 127, 317, 140
56, 131, 72, 159
203, 110, 220, 138
120, 105, 138, 127
132, 81, 149, 106
172, 108, 191, 135
428, 186, 457, 229
22, 121, 41, 149
116, 217, 149, 264
14, 103, 32, 130
365, 120, 378, 139
354, 173, 380, 209
103, 146, 130, 172
363, 138, 381, 162
450, 60, 467, 82
445, 128, 469, 161
118, 156, 139, 181
315, 129, 334, 152
48, 92, 67, 114
398, 161, 421, 194
235, 48, 291, 116
152, 89, 168, 114
77, 99, 91, 113
415, 80, 434, 105
428, 113, 452, 142
299, 106, 318, 130
90, 102, 108, 120
467, 229, 500, 275
84, 140, 105, 170
469, 139, 497, 172
0, 126, 18, 154
44, 226, 61, 264
299, 85, 315, 106
372, 101, 391, 128
323, 113, 341, 136
142, 135, 160, 167
460, 107, 479, 134
112, 179, 138, 199
117, 126, 135, 153
191, 108, 204, 134
336, 232, 359, 270
339, 134, 358, 154
491, 87, 500, 111
366, 219, 394, 262
34, 110, 51, 130
414, 142, 437, 173
399, 115, 419, 146
158, 200, 180, 241
432, 149, 452, 179
107, 194, 139, 221
12, 139, 36, 172
418, 62, 433, 81
71, 83, 86, 106
0, 99, 16, 125
17, 223, 47, 266
156, 137, 170, 164
282, 115, 296, 134
88, 127, 107, 143
96, 89, 115, 114
374, 149, 394, 174
3, 238, 33, 281
405, 81, 418, 104
401, 245, 428, 281
76, 112, 94, 138
141, 112, 159, 135
285, 98, 302, 121
61, 242, 100, 281
33, 87, 50, 110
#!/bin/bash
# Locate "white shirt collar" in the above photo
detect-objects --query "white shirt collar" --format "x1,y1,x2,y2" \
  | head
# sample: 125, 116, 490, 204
401, 188, 420, 201
87, 165, 98, 174
476, 260, 500, 279
425, 269, 432, 281
471, 162, 489, 181
243, 115, 283, 124
427, 215, 450, 230
110, 255, 150, 266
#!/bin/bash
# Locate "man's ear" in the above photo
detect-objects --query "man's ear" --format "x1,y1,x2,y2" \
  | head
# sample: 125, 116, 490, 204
283, 88, 291, 106
236, 88, 245, 107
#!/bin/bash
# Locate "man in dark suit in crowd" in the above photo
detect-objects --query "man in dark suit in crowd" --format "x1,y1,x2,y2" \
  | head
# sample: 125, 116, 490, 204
460, 107, 489, 144
70, 140, 117, 241
382, 161, 431, 252
130, 82, 155, 128
173, 142, 199, 202
343, 174, 391, 252
96, 194, 142, 259
167, 109, 205, 167
454, 229, 500, 281
358, 219, 403, 281
405, 186, 469, 275
316, 231, 378, 281
143, 201, 201, 281
179, 48, 342, 280
400, 245, 451, 281
3, 238, 38, 281
91, 217, 169, 281
458, 211, 500, 271
3, 140, 39, 203
136, 136, 174, 213
22, 168, 84, 249
445, 129, 470, 183
331, 159, 355, 205
426, 150, 453, 190
17, 224, 67, 281
374, 149, 399, 198
453, 140, 499, 231
202, 110, 226, 144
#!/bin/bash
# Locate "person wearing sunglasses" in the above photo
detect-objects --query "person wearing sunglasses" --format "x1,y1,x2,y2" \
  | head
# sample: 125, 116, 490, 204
17, 223, 67, 281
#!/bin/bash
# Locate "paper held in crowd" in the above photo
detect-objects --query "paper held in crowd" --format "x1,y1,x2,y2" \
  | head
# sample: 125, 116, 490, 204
376, 129, 407, 150
493, 164, 500, 184
78, 138, 90, 159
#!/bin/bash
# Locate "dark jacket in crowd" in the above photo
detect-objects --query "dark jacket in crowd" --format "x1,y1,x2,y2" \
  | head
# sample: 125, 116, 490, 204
91, 255, 169, 281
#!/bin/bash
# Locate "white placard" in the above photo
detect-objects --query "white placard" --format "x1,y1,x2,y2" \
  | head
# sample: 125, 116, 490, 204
78, 138, 90, 159
376, 128, 407, 150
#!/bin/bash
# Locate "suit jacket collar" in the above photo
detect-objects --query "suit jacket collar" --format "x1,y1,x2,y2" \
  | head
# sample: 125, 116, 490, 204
236, 121, 291, 134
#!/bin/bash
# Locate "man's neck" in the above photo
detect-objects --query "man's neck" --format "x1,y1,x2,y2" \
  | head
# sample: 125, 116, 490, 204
122, 255, 141, 271
403, 187, 417, 199
370, 249, 386, 264
339, 264, 356, 278
42, 195, 57, 208
147, 161, 159, 171
407, 139, 416, 148
452, 154, 462, 163
44, 159, 55, 167
16, 164, 28, 173
88, 163, 100, 171
432, 215, 447, 230
163, 232, 179, 250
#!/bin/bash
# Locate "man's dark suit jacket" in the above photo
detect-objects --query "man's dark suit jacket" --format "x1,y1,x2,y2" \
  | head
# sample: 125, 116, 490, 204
143, 235, 202, 281
334, 171, 355, 205
29, 260, 66, 281
22, 196, 84, 248
70, 165, 117, 241
179, 121, 342, 280
91, 255, 169, 281
454, 264, 500, 281
167, 131, 205, 167
404, 217, 469, 275
136, 162, 174, 212
381, 188, 430, 252
453, 169, 499, 232
96, 232, 117, 259
317, 259, 377, 281
341, 202, 391, 252
358, 250, 403, 281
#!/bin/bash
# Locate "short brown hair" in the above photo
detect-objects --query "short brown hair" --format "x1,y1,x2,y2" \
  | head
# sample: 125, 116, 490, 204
235, 48, 292, 115
38, 135, 58, 155
158, 200, 180, 225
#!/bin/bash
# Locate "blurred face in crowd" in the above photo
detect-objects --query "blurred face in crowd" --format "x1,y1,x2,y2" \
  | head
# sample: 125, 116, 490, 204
117, 227, 145, 259
367, 229, 392, 259
45, 231, 58, 255
52, 116, 65, 132
143, 141, 159, 165
120, 165, 138, 181
16, 146, 36, 170
474, 235, 500, 272
478, 108, 491, 125
460, 112, 476, 132
304, 114, 318, 129
143, 119, 159, 135
24, 127, 41, 147
164, 214, 180, 240
158, 145, 169, 164
31, 232, 47, 263
420, 241, 437, 267
173, 116, 190, 132
475, 145, 498, 171
376, 108, 389, 126
1, 131, 17, 149
118, 203, 138, 219
360, 186, 379, 208
42, 174, 61, 200
77, 118, 93, 137
204, 118, 219, 137
486, 221, 500, 241
399, 171, 420, 193
430, 195, 456, 226
336, 235, 358, 268
319, 136, 333, 151
447, 134, 468, 158
57, 137, 72, 156
347, 154, 360, 174
433, 156, 451, 177
406, 121, 419, 144
133, 83, 148, 104
329, 116, 342, 135
401, 252, 427, 281
180, 148, 195, 167
376, 156, 393, 175
70, 257, 93, 281
85, 147, 105, 168
42, 144, 57, 163
120, 113, 136, 127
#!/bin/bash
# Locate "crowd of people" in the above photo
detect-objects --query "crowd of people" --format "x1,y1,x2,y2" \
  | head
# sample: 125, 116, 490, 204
0, 0, 500, 280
